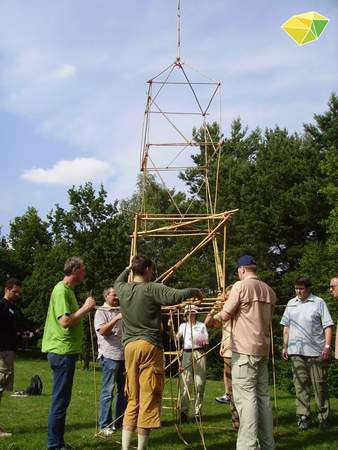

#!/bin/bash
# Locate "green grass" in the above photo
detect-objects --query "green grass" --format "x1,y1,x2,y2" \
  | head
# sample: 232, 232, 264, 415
0, 355, 337, 449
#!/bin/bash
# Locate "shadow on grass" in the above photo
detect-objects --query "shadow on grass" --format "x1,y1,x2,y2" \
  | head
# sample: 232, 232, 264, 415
276, 426, 338, 450
161, 412, 234, 427
14, 421, 96, 434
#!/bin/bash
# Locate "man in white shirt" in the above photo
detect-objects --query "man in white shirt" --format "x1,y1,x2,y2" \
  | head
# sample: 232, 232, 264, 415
177, 305, 209, 423
280, 277, 333, 431
94, 287, 127, 436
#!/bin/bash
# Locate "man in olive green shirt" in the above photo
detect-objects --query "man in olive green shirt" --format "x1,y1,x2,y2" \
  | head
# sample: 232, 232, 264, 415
42, 257, 95, 450
114, 255, 202, 450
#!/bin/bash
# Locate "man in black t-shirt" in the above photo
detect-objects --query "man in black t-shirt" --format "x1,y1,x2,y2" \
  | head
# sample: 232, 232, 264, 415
0, 278, 21, 438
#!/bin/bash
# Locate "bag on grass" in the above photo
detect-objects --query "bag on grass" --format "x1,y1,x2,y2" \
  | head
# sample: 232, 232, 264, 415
25, 374, 43, 395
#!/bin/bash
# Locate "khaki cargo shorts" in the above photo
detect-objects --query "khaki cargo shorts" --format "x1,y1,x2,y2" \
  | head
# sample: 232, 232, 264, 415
0, 351, 15, 392
123, 340, 164, 429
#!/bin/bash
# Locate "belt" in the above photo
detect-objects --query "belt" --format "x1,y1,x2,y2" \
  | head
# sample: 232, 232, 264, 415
183, 348, 204, 352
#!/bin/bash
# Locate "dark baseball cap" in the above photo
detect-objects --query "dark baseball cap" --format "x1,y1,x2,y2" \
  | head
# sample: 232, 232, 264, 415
234, 255, 257, 272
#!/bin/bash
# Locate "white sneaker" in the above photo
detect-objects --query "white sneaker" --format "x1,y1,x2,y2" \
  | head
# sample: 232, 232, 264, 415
99, 427, 115, 437
215, 394, 231, 404
0, 431, 12, 438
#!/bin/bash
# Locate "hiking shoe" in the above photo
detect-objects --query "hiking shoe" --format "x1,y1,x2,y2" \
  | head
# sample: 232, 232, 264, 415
215, 394, 231, 404
99, 427, 115, 436
297, 415, 309, 431
179, 411, 189, 424
0, 431, 12, 438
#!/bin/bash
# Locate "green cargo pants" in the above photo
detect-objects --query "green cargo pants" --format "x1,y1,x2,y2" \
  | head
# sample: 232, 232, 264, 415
290, 355, 330, 423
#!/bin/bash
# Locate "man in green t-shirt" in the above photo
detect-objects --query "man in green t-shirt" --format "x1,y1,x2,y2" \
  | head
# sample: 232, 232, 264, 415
114, 255, 202, 450
42, 256, 95, 450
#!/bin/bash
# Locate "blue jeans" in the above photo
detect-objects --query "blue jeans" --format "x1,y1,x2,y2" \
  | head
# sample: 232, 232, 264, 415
47, 353, 77, 449
99, 357, 127, 429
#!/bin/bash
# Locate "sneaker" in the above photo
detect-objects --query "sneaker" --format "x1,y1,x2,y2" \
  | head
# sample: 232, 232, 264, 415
11, 390, 28, 397
215, 394, 231, 404
179, 411, 189, 424
0, 431, 12, 438
297, 415, 309, 431
99, 427, 115, 437
60, 443, 74, 449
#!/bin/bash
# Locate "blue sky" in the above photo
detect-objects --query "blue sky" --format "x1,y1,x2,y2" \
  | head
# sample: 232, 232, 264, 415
0, 0, 337, 234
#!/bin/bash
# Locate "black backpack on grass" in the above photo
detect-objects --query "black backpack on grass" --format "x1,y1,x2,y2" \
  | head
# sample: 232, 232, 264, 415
25, 375, 43, 395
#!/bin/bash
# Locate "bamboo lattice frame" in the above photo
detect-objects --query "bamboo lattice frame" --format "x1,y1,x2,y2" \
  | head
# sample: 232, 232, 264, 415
128, 2, 238, 448
130, 1, 238, 299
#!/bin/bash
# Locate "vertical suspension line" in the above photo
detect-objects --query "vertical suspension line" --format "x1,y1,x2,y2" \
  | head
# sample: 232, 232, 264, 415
176, 0, 181, 61
222, 224, 227, 294
141, 82, 153, 215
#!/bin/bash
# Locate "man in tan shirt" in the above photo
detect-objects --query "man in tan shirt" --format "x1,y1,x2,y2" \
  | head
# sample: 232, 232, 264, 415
220, 255, 276, 450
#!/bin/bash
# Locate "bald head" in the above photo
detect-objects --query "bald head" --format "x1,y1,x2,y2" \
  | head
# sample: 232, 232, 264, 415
330, 276, 338, 300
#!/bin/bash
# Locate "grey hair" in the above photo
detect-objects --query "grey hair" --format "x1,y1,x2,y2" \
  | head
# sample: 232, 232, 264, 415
103, 287, 114, 299
64, 257, 84, 275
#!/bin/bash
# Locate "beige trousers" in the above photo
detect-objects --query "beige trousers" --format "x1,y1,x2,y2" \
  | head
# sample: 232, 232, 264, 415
232, 352, 275, 450
180, 349, 206, 416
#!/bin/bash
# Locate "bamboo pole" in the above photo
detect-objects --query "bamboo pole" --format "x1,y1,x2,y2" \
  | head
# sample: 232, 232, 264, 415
134, 214, 226, 235
156, 214, 231, 283
222, 224, 227, 296
128, 214, 138, 281
137, 209, 238, 219
94, 306, 121, 311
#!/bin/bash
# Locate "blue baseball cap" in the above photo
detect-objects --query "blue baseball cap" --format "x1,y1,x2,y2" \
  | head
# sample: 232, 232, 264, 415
234, 255, 257, 272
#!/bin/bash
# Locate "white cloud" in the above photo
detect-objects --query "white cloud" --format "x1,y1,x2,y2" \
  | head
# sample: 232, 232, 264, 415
21, 158, 111, 185
46, 64, 77, 81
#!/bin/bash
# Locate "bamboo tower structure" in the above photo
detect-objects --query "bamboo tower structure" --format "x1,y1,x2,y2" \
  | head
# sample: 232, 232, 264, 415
128, 5, 238, 445
129, 0, 238, 296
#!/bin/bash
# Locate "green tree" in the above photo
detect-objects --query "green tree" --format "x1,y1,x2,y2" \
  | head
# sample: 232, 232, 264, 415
0, 231, 23, 288
48, 183, 130, 294
305, 93, 338, 254
9, 207, 51, 277
180, 115, 332, 291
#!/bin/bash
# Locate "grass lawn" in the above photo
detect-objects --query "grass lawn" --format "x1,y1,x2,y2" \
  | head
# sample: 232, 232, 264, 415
0, 355, 337, 450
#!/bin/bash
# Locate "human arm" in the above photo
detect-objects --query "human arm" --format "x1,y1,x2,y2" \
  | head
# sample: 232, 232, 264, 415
282, 326, 289, 360
151, 284, 203, 307
58, 296, 95, 328
204, 308, 222, 328
219, 284, 240, 321
322, 326, 333, 360
114, 267, 131, 287
280, 303, 291, 360
97, 312, 122, 336
0, 300, 7, 317
176, 323, 183, 340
